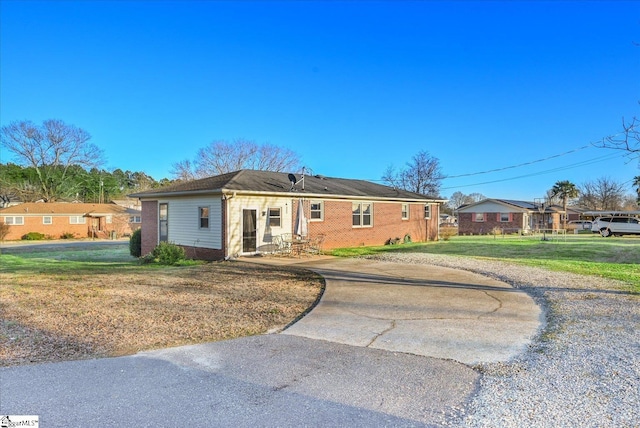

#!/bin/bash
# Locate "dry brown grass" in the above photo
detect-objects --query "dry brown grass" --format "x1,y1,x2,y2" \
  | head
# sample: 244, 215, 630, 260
1, 261, 323, 366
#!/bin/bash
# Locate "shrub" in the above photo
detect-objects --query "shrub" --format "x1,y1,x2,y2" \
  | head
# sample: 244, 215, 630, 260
140, 253, 156, 264
439, 226, 458, 241
60, 232, 76, 239
151, 241, 186, 265
129, 229, 142, 258
21, 232, 47, 241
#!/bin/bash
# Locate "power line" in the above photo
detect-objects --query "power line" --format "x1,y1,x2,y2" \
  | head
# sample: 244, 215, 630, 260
365, 131, 632, 185
441, 145, 593, 179
440, 152, 626, 191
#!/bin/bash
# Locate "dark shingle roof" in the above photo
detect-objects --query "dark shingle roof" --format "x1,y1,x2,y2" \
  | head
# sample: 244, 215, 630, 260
459, 199, 564, 213
130, 170, 443, 201
496, 199, 538, 210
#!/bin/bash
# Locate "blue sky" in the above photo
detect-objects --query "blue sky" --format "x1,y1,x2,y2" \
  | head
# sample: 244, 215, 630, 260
1, 0, 639, 201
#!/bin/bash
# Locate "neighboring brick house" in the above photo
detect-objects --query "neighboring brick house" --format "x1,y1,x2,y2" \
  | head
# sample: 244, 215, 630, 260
0, 202, 142, 240
457, 199, 564, 235
130, 169, 445, 260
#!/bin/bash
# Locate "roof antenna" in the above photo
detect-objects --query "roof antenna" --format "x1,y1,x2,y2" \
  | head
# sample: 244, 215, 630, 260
288, 167, 305, 191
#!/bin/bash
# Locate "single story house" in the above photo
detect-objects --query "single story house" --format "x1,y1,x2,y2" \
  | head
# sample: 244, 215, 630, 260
0, 202, 142, 240
457, 199, 564, 235
130, 169, 446, 260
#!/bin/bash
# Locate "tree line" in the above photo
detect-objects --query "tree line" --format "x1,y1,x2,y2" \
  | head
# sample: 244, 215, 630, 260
0, 163, 171, 205
1, 118, 639, 209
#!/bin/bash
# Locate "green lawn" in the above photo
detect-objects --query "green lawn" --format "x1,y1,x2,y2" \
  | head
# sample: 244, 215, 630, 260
331, 235, 640, 292
0, 246, 140, 275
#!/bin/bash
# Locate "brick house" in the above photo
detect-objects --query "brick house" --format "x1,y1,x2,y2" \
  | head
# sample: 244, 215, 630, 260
0, 202, 142, 240
130, 169, 445, 260
457, 199, 564, 235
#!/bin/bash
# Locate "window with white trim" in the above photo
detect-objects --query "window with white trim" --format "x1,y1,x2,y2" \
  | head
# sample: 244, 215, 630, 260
424, 204, 431, 219
499, 213, 511, 222
268, 207, 281, 227
401, 204, 409, 220
199, 207, 210, 229
472, 213, 485, 222
106, 215, 113, 224
69, 216, 86, 224
310, 200, 324, 221
43, 216, 52, 225
4, 216, 24, 225
352, 202, 372, 227
130, 216, 141, 223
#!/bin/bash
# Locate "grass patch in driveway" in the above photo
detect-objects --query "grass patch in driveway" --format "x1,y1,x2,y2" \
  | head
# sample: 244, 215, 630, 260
331, 235, 640, 292
1, 248, 323, 366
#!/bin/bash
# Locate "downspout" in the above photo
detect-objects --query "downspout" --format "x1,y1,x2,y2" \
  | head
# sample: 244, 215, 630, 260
436, 203, 441, 241
223, 192, 236, 260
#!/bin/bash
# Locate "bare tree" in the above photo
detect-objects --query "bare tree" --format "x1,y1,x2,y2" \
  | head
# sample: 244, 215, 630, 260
0, 119, 104, 201
169, 159, 197, 182
621, 193, 639, 210
0, 221, 9, 242
467, 192, 486, 203
172, 139, 301, 180
447, 191, 486, 211
578, 177, 626, 210
383, 150, 442, 196
595, 115, 640, 161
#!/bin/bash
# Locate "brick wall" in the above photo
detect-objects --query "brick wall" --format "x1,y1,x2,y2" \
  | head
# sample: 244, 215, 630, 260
180, 245, 225, 261
1, 216, 90, 240
458, 212, 526, 235
1, 214, 136, 241
303, 200, 439, 249
141, 200, 158, 255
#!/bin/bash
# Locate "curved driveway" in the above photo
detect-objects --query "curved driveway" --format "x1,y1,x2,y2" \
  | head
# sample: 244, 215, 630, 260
283, 257, 543, 365
1, 254, 543, 427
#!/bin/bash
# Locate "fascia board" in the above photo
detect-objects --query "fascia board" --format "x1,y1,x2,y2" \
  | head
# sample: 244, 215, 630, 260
224, 190, 445, 203
131, 188, 445, 203
130, 189, 224, 199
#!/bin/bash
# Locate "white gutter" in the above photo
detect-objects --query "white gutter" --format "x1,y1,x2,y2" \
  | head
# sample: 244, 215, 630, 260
132, 188, 445, 203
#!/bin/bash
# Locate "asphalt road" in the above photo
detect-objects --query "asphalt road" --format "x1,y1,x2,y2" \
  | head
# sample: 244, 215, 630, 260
1, 335, 478, 427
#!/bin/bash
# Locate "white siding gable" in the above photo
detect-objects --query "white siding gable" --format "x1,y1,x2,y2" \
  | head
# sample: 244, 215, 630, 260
163, 196, 222, 249
459, 201, 527, 213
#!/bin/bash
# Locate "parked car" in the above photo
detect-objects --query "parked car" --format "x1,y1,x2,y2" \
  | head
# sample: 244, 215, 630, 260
591, 216, 640, 237
567, 220, 592, 230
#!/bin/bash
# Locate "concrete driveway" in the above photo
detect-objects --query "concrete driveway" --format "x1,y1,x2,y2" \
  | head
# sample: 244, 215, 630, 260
281, 257, 543, 365
1, 255, 542, 427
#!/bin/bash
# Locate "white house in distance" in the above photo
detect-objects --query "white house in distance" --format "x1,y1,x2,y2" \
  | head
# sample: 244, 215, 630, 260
130, 169, 446, 260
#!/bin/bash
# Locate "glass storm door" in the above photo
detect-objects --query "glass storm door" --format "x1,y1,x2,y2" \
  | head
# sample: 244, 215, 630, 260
242, 209, 257, 253
159, 203, 168, 242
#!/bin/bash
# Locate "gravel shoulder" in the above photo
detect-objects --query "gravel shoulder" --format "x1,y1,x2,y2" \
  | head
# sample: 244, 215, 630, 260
368, 253, 639, 428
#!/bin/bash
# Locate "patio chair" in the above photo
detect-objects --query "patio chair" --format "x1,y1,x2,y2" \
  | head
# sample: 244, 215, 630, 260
277, 234, 293, 256
305, 234, 325, 255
